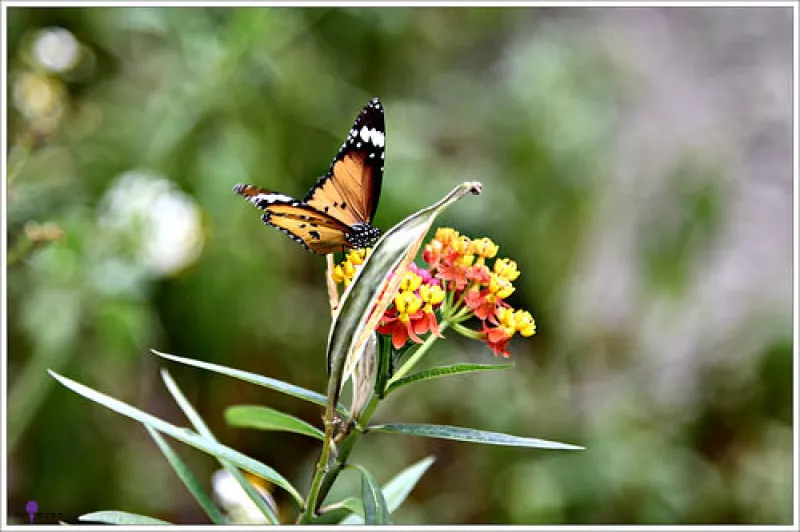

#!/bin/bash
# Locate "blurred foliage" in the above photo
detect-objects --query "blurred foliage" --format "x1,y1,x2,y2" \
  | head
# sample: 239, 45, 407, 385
6, 6, 793, 525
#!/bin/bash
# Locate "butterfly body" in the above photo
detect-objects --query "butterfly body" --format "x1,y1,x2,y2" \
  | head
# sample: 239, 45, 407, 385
234, 98, 385, 254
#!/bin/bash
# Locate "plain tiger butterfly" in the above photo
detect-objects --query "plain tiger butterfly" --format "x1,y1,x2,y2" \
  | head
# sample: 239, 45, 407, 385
234, 97, 385, 254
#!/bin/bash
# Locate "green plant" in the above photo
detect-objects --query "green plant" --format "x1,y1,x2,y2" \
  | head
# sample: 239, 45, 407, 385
50, 182, 583, 525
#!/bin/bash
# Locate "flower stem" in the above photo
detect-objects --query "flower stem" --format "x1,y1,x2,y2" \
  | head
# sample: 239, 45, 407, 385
450, 320, 483, 340
385, 321, 448, 388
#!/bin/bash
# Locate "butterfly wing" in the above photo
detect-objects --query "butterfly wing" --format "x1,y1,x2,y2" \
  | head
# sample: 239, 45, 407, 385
234, 184, 353, 254
304, 97, 385, 226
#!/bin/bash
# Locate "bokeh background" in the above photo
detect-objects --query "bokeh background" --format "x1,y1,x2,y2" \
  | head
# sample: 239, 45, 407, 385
5, 6, 794, 525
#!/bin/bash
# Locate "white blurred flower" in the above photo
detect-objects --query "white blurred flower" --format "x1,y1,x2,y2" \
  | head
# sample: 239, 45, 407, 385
211, 469, 276, 524
98, 171, 203, 276
32, 27, 81, 73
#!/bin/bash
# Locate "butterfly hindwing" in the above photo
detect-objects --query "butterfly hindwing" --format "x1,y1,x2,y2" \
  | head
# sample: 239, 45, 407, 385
234, 184, 353, 254
304, 97, 385, 226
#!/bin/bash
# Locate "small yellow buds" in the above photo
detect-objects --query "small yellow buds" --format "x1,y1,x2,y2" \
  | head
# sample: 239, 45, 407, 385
470, 237, 499, 262
399, 270, 423, 292
495, 307, 517, 336
347, 248, 369, 266
434, 227, 460, 247
394, 290, 422, 322
514, 310, 536, 337
488, 273, 515, 299
330, 248, 371, 286
493, 258, 520, 282
419, 284, 445, 313
494, 307, 536, 338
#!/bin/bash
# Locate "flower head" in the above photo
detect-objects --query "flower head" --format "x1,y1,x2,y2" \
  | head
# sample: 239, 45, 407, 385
331, 229, 536, 357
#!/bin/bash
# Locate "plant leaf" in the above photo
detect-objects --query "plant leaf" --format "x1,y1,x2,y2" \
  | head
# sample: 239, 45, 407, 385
144, 425, 227, 524
225, 405, 324, 440
354, 465, 390, 525
78, 511, 171, 525
327, 181, 483, 404
151, 349, 349, 416
340, 455, 435, 524
49, 370, 304, 505
370, 423, 584, 450
385, 363, 513, 395
159, 370, 280, 523
313, 497, 364, 524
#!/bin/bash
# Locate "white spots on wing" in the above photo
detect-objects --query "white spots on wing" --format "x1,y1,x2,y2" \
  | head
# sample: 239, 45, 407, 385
359, 126, 385, 148
255, 193, 294, 204
381, 152, 384, 159
369, 153, 375, 158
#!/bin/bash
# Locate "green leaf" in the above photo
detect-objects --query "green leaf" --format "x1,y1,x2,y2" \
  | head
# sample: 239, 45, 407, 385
150, 349, 349, 416
144, 425, 227, 524
159, 370, 280, 523
327, 181, 483, 404
381, 455, 435, 510
78, 510, 171, 525
341, 455, 435, 524
225, 405, 324, 440
49, 370, 304, 506
313, 497, 364, 524
385, 363, 513, 395
330, 496, 364, 517
354, 465, 390, 525
370, 423, 584, 451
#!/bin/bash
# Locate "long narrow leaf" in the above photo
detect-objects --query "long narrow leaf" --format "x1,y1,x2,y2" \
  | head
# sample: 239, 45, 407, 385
327, 181, 483, 403
225, 405, 324, 440
385, 363, 513, 395
313, 497, 365, 524
159, 370, 281, 523
353, 465, 390, 525
145, 425, 227, 524
341, 455, 435, 524
150, 349, 349, 416
78, 511, 171, 525
48, 370, 303, 505
370, 423, 584, 450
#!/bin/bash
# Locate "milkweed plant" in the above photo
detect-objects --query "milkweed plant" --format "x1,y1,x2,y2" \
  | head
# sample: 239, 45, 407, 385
50, 181, 583, 525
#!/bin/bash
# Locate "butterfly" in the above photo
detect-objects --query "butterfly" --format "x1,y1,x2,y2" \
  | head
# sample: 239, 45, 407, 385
234, 97, 385, 254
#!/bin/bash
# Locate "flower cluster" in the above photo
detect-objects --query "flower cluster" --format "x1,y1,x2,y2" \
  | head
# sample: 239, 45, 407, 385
330, 228, 536, 357
375, 264, 446, 349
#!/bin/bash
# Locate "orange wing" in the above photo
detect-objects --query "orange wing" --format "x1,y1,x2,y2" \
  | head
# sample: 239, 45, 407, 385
234, 184, 353, 254
304, 97, 384, 226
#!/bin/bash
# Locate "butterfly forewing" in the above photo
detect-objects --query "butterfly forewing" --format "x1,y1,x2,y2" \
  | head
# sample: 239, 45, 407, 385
304, 97, 385, 225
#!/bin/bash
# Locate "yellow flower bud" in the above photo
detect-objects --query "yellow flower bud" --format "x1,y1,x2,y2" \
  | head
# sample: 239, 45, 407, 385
514, 310, 536, 337
493, 258, 520, 282
470, 237, 499, 259
400, 271, 423, 292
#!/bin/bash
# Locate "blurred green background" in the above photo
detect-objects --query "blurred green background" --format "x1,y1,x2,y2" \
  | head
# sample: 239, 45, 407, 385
5, 6, 794, 525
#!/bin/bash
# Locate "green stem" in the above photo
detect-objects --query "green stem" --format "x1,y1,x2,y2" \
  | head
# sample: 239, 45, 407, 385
304, 324, 449, 522
448, 303, 473, 322
450, 321, 483, 340
313, 394, 379, 509
385, 322, 448, 388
